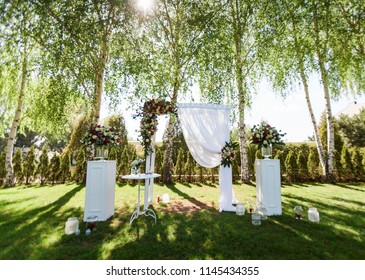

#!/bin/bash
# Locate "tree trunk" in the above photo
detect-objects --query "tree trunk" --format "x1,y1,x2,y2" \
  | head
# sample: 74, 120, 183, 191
5, 42, 28, 187
231, 0, 250, 183
163, 85, 178, 184
299, 65, 327, 176
237, 84, 250, 184
92, 34, 108, 125
291, 15, 328, 177
313, 2, 334, 181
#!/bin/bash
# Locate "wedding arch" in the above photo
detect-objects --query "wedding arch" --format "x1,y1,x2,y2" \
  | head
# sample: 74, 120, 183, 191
138, 99, 237, 212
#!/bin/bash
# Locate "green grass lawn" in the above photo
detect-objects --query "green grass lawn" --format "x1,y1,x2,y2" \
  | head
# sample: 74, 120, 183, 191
0, 181, 364, 260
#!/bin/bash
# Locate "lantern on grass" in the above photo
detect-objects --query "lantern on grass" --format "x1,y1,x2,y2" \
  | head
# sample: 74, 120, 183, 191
294, 206, 303, 219
236, 203, 245, 216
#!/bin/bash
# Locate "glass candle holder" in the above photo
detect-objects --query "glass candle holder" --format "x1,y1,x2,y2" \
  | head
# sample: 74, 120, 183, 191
308, 208, 320, 222
251, 212, 261, 225
294, 206, 304, 219
236, 203, 245, 216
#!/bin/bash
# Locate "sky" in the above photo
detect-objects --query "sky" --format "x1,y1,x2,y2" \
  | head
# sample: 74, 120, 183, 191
101, 77, 365, 143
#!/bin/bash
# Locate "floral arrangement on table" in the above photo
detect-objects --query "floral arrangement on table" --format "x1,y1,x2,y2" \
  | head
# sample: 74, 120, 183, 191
220, 141, 238, 168
251, 121, 286, 149
134, 98, 176, 156
80, 124, 121, 147
130, 157, 145, 174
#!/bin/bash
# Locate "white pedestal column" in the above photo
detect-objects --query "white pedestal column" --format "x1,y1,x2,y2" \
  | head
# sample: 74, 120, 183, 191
84, 160, 116, 221
255, 159, 282, 216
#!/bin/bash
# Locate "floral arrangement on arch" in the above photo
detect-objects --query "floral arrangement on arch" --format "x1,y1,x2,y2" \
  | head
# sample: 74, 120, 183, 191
135, 98, 176, 156
80, 124, 121, 147
220, 141, 238, 168
251, 121, 286, 149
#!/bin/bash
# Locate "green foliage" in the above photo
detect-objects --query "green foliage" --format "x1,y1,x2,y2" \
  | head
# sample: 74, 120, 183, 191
274, 149, 285, 175
351, 149, 364, 181
337, 108, 365, 147
246, 143, 257, 179
297, 150, 308, 181
333, 150, 343, 181
285, 150, 298, 182
49, 153, 61, 185
117, 145, 130, 181
13, 148, 24, 184
59, 149, 71, 184
340, 146, 353, 181
185, 153, 195, 183
23, 146, 36, 184
307, 146, 319, 178
37, 147, 49, 185
74, 149, 86, 183
174, 148, 185, 182
154, 147, 164, 183
318, 112, 344, 152
0, 150, 5, 183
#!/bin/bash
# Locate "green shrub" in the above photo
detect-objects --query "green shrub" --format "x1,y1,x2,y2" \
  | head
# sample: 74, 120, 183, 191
297, 150, 309, 181
74, 149, 86, 183
49, 153, 61, 185
340, 146, 353, 181
185, 153, 195, 183
351, 149, 364, 181
307, 147, 320, 180
37, 147, 49, 185
0, 150, 5, 184
285, 150, 298, 182
59, 149, 71, 184
174, 148, 185, 182
23, 146, 36, 184
13, 148, 24, 184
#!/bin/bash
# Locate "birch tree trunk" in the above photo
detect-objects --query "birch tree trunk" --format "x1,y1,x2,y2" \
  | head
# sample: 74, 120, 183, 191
5, 42, 28, 187
313, 2, 334, 181
231, 0, 250, 183
290, 14, 328, 177
299, 66, 327, 176
163, 79, 179, 184
92, 34, 108, 125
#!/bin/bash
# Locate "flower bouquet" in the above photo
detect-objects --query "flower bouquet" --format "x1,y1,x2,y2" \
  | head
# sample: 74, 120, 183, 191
251, 121, 285, 158
130, 158, 145, 175
220, 141, 238, 168
81, 125, 121, 159
81, 124, 121, 147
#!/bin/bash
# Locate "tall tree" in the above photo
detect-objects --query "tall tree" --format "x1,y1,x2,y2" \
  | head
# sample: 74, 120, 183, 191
1, 1, 33, 187
197, 0, 268, 183
31, 0, 133, 124
125, 0, 218, 183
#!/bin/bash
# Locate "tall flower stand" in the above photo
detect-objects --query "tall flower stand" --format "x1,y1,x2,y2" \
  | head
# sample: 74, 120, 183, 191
83, 160, 116, 221
255, 159, 282, 216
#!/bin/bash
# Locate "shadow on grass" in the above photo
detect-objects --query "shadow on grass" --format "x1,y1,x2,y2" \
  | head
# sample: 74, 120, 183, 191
0, 184, 85, 259
160, 183, 216, 212
1, 183, 365, 260
334, 183, 365, 192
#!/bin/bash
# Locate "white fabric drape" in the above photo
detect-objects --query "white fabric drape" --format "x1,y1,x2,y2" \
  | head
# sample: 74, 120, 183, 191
177, 103, 237, 212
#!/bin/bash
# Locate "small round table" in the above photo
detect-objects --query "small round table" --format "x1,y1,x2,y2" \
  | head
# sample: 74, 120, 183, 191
122, 173, 160, 225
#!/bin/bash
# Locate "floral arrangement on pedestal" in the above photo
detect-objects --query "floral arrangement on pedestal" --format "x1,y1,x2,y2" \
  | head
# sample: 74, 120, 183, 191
135, 98, 176, 156
251, 121, 286, 148
220, 141, 238, 167
81, 124, 121, 147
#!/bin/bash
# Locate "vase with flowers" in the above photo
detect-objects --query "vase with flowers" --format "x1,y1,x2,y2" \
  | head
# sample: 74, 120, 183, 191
81, 124, 122, 160
251, 121, 286, 159
130, 158, 145, 175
